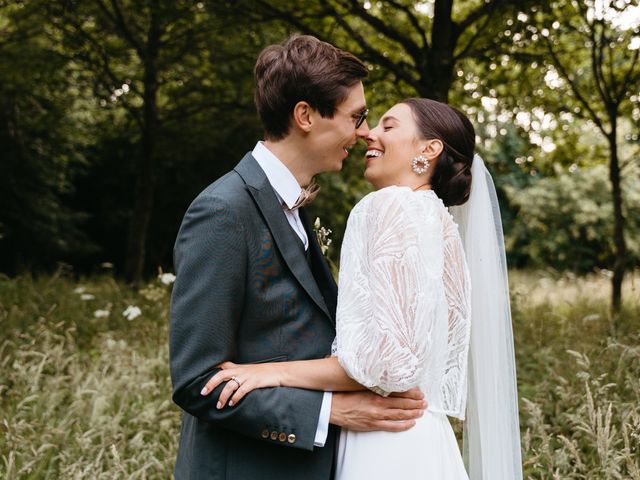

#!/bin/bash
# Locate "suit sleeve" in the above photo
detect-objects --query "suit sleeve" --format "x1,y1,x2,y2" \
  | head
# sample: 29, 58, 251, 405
169, 193, 324, 451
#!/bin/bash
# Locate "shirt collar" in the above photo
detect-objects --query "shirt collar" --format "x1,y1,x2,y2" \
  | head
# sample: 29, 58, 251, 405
252, 141, 302, 209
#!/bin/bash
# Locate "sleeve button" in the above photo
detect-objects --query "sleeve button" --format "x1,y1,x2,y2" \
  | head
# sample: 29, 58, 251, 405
287, 433, 296, 444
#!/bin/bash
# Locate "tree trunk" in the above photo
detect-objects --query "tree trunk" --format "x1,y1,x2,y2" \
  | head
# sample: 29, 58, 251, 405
124, 12, 160, 284
608, 120, 626, 312
420, 0, 457, 102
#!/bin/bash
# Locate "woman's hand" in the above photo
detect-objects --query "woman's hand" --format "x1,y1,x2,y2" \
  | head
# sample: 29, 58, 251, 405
200, 361, 284, 409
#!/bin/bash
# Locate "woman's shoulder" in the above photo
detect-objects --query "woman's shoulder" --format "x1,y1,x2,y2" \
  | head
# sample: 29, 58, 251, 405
352, 185, 443, 218
363, 185, 419, 200
348, 186, 407, 223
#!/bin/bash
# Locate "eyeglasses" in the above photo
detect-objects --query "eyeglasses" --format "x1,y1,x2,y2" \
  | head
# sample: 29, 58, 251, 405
352, 108, 369, 128
337, 106, 369, 129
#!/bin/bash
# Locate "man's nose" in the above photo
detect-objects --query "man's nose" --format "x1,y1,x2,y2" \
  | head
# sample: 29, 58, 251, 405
356, 120, 370, 139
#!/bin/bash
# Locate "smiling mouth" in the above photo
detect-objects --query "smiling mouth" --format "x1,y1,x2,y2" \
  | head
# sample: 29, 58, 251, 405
366, 149, 384, 159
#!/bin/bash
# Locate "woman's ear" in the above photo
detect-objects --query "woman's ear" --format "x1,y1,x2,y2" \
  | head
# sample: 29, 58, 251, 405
292, 101, 313, 133
422, 139, 444, 160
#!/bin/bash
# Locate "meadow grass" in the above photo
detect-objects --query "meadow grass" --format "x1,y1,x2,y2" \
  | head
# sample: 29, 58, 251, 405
511, 270, 640, 479
0, 271, 179, 479
0, 269, 638, 479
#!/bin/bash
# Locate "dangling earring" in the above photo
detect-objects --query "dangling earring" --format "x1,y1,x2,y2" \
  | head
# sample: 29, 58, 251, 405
412, 155, 429, 174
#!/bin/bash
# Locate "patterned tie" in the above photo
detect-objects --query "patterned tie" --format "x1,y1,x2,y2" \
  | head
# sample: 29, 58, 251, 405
286, 180, 320, 211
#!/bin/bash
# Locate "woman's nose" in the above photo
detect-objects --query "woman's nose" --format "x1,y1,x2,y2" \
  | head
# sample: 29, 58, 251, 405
365, 126, 380, 144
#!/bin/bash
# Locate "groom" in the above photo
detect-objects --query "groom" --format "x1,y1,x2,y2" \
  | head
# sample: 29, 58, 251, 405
170, 35, 426, 479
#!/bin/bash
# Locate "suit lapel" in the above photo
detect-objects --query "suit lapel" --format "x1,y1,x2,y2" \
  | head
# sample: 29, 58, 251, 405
235, 153, 332, 321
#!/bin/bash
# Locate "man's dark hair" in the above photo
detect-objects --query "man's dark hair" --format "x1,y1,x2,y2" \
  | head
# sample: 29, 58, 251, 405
254, 34, 368, 140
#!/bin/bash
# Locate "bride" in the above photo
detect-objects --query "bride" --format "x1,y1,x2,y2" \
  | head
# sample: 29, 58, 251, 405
201, 98, 522, 479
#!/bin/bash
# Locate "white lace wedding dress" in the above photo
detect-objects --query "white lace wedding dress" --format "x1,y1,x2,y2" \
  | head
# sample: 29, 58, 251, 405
334, 186, 471, 479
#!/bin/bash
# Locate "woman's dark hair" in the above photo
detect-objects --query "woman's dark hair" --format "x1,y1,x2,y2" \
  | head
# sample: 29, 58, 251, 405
401, 98, 475, 207
254, 34, 368, 140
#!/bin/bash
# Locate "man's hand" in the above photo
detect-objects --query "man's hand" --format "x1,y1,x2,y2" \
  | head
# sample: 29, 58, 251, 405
329, 388, 427, 432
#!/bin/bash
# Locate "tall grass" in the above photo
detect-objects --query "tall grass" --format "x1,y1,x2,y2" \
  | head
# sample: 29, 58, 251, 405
0, 269, 638, 478
0, 272, 179, 479
512, 270, 640, 479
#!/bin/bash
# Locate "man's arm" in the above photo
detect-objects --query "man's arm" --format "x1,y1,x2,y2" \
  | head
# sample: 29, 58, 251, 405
169, 193, 324, 451
275, 360, 427, 432
199, 356, 427, 431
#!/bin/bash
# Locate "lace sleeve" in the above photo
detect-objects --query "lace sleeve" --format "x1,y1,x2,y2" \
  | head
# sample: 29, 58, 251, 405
441, 218, 472, 418
335, 188, 445, 395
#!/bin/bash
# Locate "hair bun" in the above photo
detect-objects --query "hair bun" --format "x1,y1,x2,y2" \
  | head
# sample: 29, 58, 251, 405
432, 152, 473, 207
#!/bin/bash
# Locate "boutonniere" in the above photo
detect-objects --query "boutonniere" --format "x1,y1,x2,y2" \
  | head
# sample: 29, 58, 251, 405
313, 217, 332, 256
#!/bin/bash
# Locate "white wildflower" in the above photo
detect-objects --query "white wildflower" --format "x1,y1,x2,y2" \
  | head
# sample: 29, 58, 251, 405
73, 286, 86, 294
80, 293, 95, 301
122, 305, 142, 321
94, 309, 110, 318
159, 273, 176, 285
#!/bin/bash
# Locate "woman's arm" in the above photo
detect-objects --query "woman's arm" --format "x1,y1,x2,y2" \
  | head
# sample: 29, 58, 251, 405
334, 189, 444, 395
280, 357, 364, 391
201, 357, 364, 409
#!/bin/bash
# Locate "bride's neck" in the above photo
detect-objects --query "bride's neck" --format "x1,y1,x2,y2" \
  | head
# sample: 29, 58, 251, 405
412, 183, 431, 191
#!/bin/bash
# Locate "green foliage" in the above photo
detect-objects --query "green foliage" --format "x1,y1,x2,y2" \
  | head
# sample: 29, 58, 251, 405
506, 165, 640, 272
0, 2, 281, 273
0, 3, 97, 272
0, 0, 638, 286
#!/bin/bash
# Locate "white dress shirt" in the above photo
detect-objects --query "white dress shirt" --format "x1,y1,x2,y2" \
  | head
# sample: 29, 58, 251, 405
252, 141, 332, 447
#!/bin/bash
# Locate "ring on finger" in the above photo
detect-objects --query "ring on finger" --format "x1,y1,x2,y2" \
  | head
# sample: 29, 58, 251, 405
230, 376, 241, 388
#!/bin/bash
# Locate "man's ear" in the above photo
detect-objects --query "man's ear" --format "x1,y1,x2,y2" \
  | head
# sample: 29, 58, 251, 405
422, 139, 444, 161
292, 101, 313, 133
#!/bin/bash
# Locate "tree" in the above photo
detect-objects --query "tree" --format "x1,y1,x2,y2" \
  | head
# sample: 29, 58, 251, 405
506, 164, 640, 274
226, 0, 545, 102
45, 1, 226, 283
512, 0, 640, 310
0, 1, 96, 273
209, 0, 551, 264
1, 1, 291, 278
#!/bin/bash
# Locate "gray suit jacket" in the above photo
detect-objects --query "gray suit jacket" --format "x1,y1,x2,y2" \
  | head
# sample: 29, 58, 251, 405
170, 153, 338, 479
